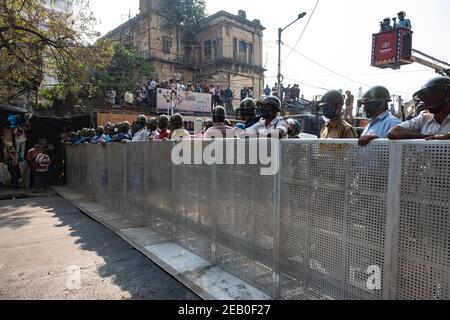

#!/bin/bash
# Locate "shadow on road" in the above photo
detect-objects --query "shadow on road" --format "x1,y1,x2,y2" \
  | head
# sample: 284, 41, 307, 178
0, 196, 199, 300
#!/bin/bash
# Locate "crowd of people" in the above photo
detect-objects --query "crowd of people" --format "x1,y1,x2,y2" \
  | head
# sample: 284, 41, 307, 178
105, 78, 240, 114
69, 76, 450, 147
0, 117, 51, 191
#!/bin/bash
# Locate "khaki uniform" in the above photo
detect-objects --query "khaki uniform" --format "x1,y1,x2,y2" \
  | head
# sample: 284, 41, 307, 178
320, 117, 358, 139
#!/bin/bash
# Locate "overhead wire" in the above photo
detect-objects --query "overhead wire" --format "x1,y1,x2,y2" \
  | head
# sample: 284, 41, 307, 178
283, 0, 320, 62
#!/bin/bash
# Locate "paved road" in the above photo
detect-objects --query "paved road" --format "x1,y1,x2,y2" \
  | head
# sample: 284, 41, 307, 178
0, 196, 199, 300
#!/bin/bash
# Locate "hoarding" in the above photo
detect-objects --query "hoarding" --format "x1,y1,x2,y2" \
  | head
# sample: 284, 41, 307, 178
156, 89, 213, 115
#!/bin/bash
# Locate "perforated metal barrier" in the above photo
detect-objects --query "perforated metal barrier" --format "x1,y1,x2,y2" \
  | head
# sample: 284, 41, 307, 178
65, 140, 450, 300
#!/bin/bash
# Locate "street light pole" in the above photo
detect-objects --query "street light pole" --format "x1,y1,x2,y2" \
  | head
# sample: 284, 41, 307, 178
277, 12, 307, 97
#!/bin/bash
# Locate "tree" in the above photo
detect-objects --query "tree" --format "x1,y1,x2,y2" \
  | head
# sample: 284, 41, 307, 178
86, 43, 154, 100
0, 0, 113, 105
160, 0, 206, 56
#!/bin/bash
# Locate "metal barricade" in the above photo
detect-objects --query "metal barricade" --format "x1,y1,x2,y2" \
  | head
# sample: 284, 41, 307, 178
394, 141, 450, 300
144, 141, 174, 239
173, 140, 213, 261
64, 140, 450, 300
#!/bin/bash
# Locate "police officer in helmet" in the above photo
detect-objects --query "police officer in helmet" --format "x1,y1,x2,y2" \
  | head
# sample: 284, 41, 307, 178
155, 115, 171, 140
247, 95, 289, 139
238, 98, 260, 129
204, 106, 235, 138
358, 86, 401, 146
320, 90, 357, 139
132, 115, 150, 142
170, 113, 190, 140
388, 77, 450, 140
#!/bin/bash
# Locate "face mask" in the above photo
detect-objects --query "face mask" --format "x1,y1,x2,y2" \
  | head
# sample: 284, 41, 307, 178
261, 108, 277, 120
322, 104, 337, 119
364, 101, 383, 118
422, 91, 448, 114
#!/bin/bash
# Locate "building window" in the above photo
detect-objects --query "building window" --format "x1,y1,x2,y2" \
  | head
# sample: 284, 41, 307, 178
162, 36, 172, 54
233, 38, 238, 60
204, 40, 212, 58
238, 41, 248, 64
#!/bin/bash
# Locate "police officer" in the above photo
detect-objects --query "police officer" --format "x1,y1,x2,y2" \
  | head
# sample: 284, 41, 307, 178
91, 126, 106, 144
147, 118, 159, 140
319, 90, 358, 139
358, 86, 401, 146
170, 113, 190, 140
132, 115, 150, 142
155, 115, 171, 140
204, 106, 235, 138
113, 121, 132, 142
204, 119, 213, 131
247, 95, 289, 139
388, 77, 450, 140
238, 98, 260, 128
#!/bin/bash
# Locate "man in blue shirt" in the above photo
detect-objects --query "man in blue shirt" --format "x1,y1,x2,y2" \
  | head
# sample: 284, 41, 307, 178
394, 11, 412, 30
358, 86, 401, 146
263, 85, 271, 96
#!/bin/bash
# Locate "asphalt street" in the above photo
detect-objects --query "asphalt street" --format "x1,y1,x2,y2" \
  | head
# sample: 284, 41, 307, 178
0, 196, 199, 300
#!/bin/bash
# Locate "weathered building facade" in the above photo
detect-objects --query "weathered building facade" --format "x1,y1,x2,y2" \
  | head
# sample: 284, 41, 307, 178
107, 0, 265, 100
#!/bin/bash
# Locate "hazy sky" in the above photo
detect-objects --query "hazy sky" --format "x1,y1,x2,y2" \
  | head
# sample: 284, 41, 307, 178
89, 0, 450, 100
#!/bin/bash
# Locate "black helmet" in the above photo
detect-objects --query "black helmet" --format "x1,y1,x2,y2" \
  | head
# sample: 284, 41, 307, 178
96, 126, 105, 135
148, 117, 158, 129
137, 115, 147, 126
413, 77, 450, 100
170, 113, 184, 128
361, 86, 391, 117
122, 121, 131, 130
158, 115, 169, 125
320, 90, 345, 106
213, 106, 226, 123
239, 98, 257, 111
320, 90, 345, 119
260, 95, 281, 111
413, 77, 450, 114
204, 119, 213, 129
362, 86, 392, 103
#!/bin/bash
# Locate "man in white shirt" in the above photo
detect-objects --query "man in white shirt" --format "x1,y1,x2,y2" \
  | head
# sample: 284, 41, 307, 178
132, 115, 150, 142
246, 96, 288, 139
170, 114, 190, 140
204, 106, 236, 139
388, 77, 450, 140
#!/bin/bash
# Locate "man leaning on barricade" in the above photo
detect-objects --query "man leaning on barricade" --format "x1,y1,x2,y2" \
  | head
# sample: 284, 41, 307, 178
245, 96, 289, 139
388, 77, 450, 140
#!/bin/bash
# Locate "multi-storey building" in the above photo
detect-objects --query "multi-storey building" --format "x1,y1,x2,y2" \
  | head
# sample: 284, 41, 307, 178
107, 0, 265, 101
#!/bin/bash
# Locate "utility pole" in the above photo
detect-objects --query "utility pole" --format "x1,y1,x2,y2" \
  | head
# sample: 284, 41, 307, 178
277, 12, 307, 97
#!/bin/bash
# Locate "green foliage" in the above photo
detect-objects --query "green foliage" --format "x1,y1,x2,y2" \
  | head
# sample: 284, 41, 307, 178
160, 0, 206, 43
0, 0, 110, 105
87, 43, 154, 97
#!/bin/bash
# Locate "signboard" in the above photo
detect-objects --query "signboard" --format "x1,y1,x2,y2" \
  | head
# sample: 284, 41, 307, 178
156, 89, 213, 115
371, 28, 413, 69
372, 30, 398, 66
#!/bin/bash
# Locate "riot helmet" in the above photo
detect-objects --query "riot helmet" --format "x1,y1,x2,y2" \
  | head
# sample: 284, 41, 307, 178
361, 86, 391, 118
320, 90, 345, 119
413, 77, 450, 114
